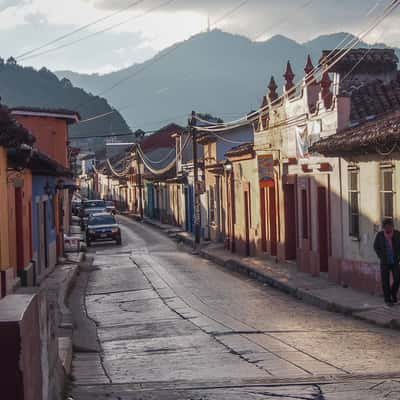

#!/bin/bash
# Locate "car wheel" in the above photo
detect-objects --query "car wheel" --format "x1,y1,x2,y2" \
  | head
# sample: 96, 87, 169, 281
116, 238, 122, 245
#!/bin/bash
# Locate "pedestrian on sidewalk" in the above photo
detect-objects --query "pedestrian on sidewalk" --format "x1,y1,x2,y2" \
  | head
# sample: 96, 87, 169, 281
374, 218, 400, 306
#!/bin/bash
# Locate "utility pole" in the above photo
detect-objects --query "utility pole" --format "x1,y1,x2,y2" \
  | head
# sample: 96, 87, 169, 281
190, 110, 201, 246
136, 145, 144, 220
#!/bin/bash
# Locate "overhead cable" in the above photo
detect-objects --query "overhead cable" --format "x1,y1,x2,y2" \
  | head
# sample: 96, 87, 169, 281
191, 0, 400, 132
18, 0, 176, 62
16, 0, 146, 60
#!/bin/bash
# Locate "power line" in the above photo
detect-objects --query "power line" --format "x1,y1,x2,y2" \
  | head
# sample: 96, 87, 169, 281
193, 0, 400, 132
16, 0, 147, 60
71, 0, 385, 127
18, 0, 176, 62
77, 0, 253, 110
253, 0, 314, 41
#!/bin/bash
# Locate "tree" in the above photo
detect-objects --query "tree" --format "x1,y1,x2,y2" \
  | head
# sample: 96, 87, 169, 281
6, 57, 17, 66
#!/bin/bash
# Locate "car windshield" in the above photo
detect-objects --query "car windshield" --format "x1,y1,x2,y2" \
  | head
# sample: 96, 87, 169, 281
84, 201, 106, 208
89, 214, 116, 226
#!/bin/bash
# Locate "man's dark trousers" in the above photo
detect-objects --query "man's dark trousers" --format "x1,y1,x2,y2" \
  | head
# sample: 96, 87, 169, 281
381, 264, 400, 302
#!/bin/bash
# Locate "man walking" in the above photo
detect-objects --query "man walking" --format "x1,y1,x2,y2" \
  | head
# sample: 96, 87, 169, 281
374, 218, 400, 306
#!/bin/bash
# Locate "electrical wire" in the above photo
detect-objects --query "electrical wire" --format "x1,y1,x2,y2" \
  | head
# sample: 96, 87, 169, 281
137, 145, 176, 164
15, 0, 147, 60
78, 111, 116, 124
74, 0, 254, 113
137, 131, 191, 175
18, 0, 176, 62
253, 0, 314, 41
192, 0, 400, 132
65, 0, 396, 132
106, 157, 133, 177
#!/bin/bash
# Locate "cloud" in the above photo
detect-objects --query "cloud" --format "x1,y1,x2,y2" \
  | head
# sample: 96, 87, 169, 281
1, 0, 399, 73
83, 0, 400, 44
0, 0, 23, 11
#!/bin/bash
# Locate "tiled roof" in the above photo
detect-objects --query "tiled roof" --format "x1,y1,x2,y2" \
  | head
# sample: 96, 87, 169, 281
320, 48, 398, 74
11, 106, 81, 123
0, 103, 35, 148
310, 110, 400, 156
140, 123, 184, 152
28, 150, 73, 177
225, 143, 254, 158
349, 72, 400, 122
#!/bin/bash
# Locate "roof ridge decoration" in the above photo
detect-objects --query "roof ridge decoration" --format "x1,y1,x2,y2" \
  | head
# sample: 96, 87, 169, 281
284, 61, 295, 96
304, 55, 314, 84
268, 76, 278, 103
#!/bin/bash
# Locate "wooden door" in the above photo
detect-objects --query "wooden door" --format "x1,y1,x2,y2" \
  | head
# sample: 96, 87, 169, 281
317, 187, 329, 273
260, 187, 267, 252
37, 205, 43, 276
244, 189, 251, 256
284, 184, 297, 260
226, 174, 236, 252
15, 188, 24, 270
268, 186, 277, 256
43, 201, 49, 269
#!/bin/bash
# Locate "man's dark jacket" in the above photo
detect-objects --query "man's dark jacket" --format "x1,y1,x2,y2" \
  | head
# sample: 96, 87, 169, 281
374, 230, 400, 265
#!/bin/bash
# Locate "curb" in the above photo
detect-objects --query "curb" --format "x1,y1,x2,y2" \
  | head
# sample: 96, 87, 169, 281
140, 218, 400, 331
58, 252, 85, 377
200, 249, 400, 330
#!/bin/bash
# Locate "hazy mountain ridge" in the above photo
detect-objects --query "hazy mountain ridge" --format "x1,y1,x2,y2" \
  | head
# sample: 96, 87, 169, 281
0, 62, 131, 147
51, 31, 400, 132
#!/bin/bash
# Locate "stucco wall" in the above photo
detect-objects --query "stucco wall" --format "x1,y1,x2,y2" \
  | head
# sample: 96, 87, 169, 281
237, 158, 260, 255
13, 115, 69, 168
7, 169, 32, 273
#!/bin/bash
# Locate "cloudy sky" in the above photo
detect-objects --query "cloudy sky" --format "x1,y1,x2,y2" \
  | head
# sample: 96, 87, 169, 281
0, 0, 399, 74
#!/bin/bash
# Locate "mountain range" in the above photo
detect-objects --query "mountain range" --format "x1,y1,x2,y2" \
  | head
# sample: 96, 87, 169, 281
56, 30, 400, 131
0, 61, 130, 149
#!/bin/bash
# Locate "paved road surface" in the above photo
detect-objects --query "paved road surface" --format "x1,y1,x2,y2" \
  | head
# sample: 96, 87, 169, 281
70, 216, 400, 399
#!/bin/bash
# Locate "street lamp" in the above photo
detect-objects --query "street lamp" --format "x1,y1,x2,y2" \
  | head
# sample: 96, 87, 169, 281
224, 160, 233, 172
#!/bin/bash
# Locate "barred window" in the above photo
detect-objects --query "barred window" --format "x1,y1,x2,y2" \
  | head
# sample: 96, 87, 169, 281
381, 167, 394, 220
348, 169, 360, 237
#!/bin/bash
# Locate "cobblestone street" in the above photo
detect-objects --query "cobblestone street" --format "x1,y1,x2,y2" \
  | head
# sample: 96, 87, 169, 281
70, 216, 400, 399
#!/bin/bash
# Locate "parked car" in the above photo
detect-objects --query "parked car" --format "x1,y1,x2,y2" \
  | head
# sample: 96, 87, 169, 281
105, 200, 116, 215
71, 199, 82, 216
86, 212, 122, 246
79, 200, 107, 229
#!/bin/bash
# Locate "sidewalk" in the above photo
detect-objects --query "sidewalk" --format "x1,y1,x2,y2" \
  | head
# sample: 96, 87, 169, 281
14, 251, 82, 399
140, 217, 400, 331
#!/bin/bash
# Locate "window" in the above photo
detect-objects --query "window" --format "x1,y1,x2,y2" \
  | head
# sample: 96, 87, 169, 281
301, 189, 308, 239
381, 167, 394, 219
348, 168, 360, 237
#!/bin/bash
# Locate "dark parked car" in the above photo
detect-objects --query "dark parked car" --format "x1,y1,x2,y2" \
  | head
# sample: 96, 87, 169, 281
86, 212, 122, 246
79, 200, 107, 229
105, 200, 116, 215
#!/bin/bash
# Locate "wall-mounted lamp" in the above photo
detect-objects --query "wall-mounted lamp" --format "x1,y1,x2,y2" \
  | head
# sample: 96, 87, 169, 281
224, 161, 233, 172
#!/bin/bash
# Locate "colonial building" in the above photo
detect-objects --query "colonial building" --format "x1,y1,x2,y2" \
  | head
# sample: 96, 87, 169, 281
11, 107, 80, 281
250, 48, 400, 293
312, 112, 400, 294
197, 123, 253, 242
0, 102, 34, 297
